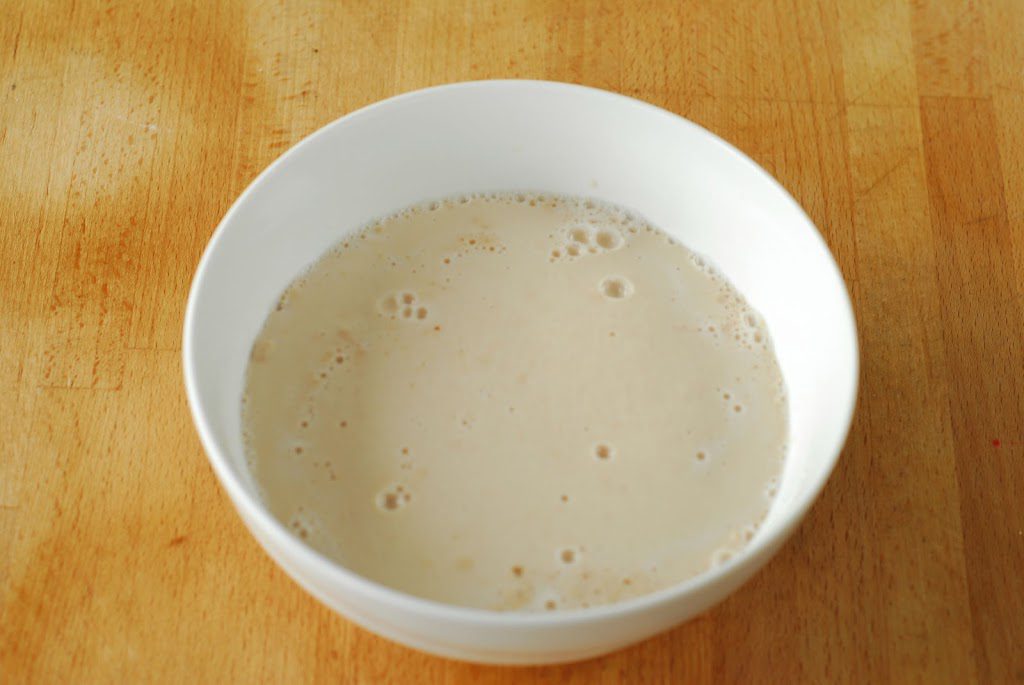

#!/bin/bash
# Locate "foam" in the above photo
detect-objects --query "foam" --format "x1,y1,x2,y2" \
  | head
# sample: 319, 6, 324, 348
242, 191, 789, 612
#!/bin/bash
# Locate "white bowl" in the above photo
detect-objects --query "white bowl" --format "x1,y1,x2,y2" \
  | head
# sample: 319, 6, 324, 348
183, 80, 858, 665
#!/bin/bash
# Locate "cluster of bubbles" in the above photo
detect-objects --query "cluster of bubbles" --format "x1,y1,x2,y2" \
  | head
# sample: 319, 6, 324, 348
716, 387, 746, 416
287, 506, 321, 542
300, 334, 360, 403
325, 189, 650, 261
273, 275, 309, 313
330, 192, 520, 266
550, 221, 626, 262
376, 483, 412, 512
249, 339, 274, 364
690, 253, 771, 353
377, 290, 430, 321
530, 546, 585, 611
293, 424, 340, 481
503, 554, 662, 612
550, 195, 656, 235
709, 521, 764, 569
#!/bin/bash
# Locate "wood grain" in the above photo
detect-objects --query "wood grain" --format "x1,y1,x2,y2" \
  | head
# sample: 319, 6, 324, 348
2, 1, 1022, 682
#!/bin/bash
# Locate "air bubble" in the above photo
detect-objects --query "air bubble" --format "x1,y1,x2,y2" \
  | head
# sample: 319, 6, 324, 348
544, 600, 557, 611
288, 511, 317, 541
512, 565, 524, 577
600, 276, 634, 300
402, 293, 415, 304
733, 404, 743, 413
416, 307, 427, 320
377, 294, 399, 315
696, 451, 706, 461
376, 484, 411, 511
595, 230, 622, 250
250, 340, 273, 363
559, 548, 577, 564
711, 549, 733, 567
570, 227, 590, 244
566, 244, 581, 257
594, 443, 613, 460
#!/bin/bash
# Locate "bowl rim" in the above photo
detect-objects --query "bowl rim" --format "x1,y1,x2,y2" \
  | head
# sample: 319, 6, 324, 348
182, 78, 859, 627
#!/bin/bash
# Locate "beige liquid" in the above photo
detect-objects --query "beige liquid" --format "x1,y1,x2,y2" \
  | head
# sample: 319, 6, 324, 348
243, 193, 787, 612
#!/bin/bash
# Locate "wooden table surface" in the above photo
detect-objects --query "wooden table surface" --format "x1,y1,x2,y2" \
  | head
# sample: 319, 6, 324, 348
3, 1, 1023, 682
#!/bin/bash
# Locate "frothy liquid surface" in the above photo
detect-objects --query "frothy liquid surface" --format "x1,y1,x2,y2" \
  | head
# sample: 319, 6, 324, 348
243, 194, 788, 611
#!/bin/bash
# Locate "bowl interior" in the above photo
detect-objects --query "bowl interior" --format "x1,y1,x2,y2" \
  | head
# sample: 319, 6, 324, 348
186, 81, 857, 577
